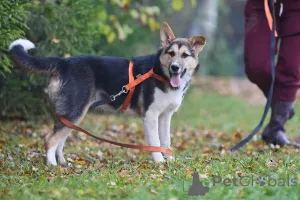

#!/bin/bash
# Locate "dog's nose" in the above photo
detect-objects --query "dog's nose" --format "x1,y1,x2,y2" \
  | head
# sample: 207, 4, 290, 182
171, 65, 180, 73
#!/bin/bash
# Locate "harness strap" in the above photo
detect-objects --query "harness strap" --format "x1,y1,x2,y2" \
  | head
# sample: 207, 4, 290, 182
121, 62, 169, 111
121, 62, 136, 111
60, 117, 173, 155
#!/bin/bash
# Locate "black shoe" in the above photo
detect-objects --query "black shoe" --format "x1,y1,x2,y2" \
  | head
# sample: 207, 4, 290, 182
262, 101, 299, 147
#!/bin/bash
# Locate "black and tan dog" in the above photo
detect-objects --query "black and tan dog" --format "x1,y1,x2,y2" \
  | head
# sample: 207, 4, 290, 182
9, 23, 206, 165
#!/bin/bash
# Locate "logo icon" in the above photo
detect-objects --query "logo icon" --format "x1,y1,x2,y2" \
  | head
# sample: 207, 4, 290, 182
188, 172, 209, 196
256, 176, 266, 186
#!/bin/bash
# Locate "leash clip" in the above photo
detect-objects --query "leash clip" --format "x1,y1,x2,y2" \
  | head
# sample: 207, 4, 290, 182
110, 95, 116, 101
122, 86, 128, 93
110, 86, 128, 101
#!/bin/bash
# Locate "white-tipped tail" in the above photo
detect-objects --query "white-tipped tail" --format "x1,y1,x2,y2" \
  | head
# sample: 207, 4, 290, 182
9, 39, 35, 51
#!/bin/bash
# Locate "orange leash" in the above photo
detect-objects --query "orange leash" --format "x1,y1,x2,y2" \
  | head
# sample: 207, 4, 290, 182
60, 117, 173, 155
60, 61, 172, 155
264, 0, 278, 37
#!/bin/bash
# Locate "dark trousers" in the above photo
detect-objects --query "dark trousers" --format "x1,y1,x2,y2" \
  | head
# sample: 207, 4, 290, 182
244, 0, 300, 101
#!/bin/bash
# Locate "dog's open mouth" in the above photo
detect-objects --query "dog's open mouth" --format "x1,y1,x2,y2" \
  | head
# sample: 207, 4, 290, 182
170, 68, 186, 88
170, 73, 180, 87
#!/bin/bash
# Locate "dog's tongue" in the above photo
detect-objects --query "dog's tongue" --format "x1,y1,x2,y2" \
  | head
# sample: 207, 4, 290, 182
170, 74, 180, 87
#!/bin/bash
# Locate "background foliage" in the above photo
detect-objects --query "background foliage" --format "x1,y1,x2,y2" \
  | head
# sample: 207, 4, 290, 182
0, 0, 29, 76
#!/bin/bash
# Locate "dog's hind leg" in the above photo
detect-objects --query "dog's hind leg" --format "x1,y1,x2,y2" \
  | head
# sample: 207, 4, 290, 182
45, 122, 71, 166
56, 135, 69, 165
45, 105, 90, 166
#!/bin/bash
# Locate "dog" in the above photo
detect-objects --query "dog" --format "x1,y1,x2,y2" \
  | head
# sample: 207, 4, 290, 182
9, 23, 206, 165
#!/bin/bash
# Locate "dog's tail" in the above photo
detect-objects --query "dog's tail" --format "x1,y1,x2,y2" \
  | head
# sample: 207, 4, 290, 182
9, 39, 62, 74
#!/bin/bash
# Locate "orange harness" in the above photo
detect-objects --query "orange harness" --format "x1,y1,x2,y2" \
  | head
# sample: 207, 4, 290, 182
121, 61, 169, 110
60, 61, 172, 156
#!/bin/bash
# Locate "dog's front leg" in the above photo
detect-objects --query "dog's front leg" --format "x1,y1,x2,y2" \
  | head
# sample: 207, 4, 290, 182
143, 110, 165, 162
158, 110, 174, 160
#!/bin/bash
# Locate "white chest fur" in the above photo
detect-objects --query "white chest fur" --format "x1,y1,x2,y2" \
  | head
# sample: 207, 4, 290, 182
150, 83, 189, 114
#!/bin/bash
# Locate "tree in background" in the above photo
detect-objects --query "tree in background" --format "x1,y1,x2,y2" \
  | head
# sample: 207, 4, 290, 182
186, 0, 244, 76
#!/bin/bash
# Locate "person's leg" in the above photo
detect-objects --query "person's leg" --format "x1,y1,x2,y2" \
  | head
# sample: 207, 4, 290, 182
243, 0, 299, 146
244, 0, 275, 97
262, 1, 300, 146
274, 38, 300, 102
274, 0, 300, 102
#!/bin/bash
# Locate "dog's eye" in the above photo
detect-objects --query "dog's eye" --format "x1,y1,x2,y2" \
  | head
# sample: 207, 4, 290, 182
168, 51, 175, 57
182, 53, 189, 58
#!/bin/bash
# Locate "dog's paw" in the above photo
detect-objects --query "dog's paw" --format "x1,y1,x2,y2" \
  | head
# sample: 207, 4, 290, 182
163, 153, 174, 161
166, 155, 175, 161
57, 156, 67, 166
59, 160, 67, 167
46, 160, 57, 166
152, 152, 165, 162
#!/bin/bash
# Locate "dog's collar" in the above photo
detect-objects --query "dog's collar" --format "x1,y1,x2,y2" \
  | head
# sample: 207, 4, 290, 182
121, 61, 169, 110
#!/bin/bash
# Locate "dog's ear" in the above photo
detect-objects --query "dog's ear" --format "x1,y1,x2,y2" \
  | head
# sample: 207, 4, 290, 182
188, 35, 206, 55
160, 22, 176, 48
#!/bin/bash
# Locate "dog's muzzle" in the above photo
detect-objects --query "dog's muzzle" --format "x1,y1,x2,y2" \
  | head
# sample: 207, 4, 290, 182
169, 64, 186, 88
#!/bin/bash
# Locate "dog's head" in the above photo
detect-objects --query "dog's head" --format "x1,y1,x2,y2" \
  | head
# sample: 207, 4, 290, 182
159, 22, 206, 88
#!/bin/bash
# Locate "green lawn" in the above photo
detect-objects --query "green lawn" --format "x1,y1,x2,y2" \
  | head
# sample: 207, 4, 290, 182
0, 83, 299, 200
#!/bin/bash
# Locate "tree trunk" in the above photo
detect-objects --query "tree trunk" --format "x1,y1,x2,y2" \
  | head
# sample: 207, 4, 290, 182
188, 0, 218, 48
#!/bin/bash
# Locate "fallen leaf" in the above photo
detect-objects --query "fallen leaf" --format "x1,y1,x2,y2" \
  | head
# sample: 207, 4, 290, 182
74, 157, 86, 165
235, 170, 243, 177
137, 164, 148, 170
150, 174, 158, 179
96, 150, 103, 160
108, 181, 116, 186
150, 188, 158, 195
186, 170, 193, 177
199, 173, 208, 178
117, 169, 129, 176
201, 153, 209, 158
32, 166, 38, 172
93, 162, 103, 169
59, 167, 66, 173
7, 154, 13, 161
52, 38, 61, 44
233, 130, 243, 141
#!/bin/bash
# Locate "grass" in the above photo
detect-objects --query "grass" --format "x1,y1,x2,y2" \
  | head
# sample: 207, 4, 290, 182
0, 83, 299, 200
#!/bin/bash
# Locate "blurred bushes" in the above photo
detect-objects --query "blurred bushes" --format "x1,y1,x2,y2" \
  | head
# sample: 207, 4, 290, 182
0, 69, 49, 119
0, 0, 29, 76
